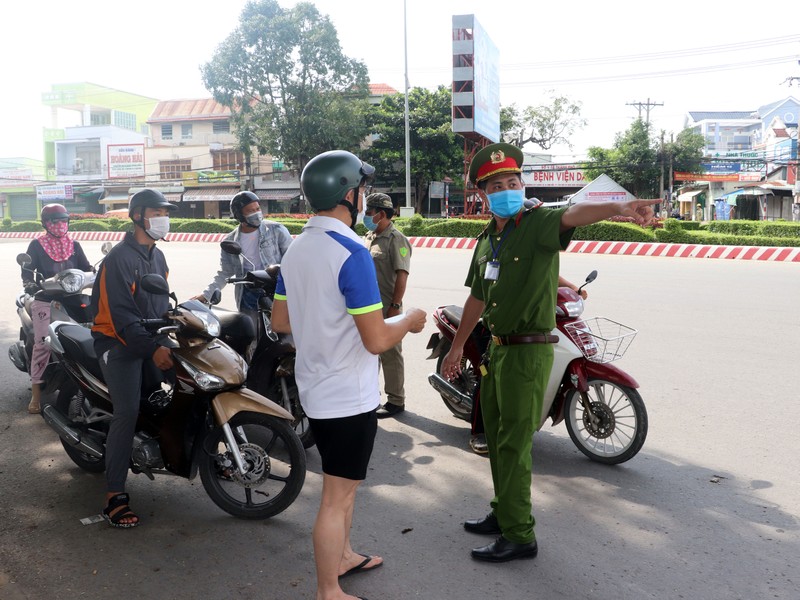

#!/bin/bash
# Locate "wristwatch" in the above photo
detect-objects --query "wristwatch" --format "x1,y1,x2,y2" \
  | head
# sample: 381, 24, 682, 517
389, 302, 402, 309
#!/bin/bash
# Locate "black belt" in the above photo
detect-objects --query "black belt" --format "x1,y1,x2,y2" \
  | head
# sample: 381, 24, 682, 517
492, 333, 559, 346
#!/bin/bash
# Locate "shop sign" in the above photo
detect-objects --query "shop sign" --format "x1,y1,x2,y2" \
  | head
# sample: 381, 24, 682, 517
108, 144, 145, 179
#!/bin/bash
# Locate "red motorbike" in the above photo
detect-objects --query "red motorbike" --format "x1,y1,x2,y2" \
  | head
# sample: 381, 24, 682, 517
426, 271, 648, 464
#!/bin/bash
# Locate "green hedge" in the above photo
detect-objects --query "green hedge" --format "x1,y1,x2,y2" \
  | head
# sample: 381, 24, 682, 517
173, 219, 236, 233
69, 220, 111, 231
572, 221, 657, 243
655, 227, 795, 247
705, 220, 800, 239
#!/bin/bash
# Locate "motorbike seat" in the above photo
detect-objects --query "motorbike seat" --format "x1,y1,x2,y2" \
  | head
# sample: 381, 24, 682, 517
211, 307, 256, 356
58, 324, 103, 379
442, 305, 464, 328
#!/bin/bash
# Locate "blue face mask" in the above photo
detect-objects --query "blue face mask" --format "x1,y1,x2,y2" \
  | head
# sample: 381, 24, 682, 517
487, 189, 525, 218
363, 215, 379, 231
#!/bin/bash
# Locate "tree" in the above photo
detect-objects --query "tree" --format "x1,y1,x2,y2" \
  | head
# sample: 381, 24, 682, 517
363, 86, 463, 214
201, 0, 371, 172
665, 128, 705, 174
500, 92, 587, 150
585, 121, 705, 198
584, 119, 660, 197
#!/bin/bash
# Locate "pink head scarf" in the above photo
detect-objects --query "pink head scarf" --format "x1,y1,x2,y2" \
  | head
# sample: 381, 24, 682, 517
37, 220, 74, 262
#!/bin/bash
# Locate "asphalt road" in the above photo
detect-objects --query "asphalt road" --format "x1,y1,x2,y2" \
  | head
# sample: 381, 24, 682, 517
1, 239, 798, 600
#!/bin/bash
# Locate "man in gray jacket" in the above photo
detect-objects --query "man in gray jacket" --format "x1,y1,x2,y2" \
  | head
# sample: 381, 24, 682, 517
197, 191, 292, 333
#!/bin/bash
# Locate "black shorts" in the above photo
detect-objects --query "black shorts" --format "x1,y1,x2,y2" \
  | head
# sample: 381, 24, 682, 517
308, 410, 378, 480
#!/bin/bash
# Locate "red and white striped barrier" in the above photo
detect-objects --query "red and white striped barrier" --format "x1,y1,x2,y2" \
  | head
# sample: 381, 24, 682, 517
2, 231, 799, 261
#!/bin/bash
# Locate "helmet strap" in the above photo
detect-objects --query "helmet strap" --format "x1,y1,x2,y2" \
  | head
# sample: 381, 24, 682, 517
339, 196, 358, 229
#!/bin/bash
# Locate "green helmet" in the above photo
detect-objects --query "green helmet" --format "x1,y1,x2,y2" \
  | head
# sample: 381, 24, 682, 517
301, 150, 375, 211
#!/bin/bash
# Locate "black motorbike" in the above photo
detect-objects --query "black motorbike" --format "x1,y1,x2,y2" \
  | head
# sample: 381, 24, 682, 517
210, 240, 313, 449
42, 274, 306, 519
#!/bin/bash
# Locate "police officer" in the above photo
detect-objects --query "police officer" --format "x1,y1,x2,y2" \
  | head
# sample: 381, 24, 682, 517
441, 143, 654, 562
363, 193, 412, 418
91, 189, 177, 528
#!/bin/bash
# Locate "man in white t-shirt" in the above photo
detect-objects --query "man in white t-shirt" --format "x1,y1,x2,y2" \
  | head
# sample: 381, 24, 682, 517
271, 150, 425, 600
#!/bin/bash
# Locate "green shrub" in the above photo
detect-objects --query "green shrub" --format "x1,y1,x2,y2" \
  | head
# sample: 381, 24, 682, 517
655, 228, 795, 247
2, 217, 12, 230
419, 219, 488, 238
704, 221, 760, 236
398, 213, 428, 236
758, 222, 800, 239
572, 221, 656, 242
279, 221, 306, 235
69, 219, 111, 231
677, 220, 701, 230
173, 219, 236, 234
9, 221, 43, 232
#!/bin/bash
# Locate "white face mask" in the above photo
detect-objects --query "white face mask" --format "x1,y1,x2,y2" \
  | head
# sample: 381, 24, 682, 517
146, 216, 170, 240
355, 206, 365, 225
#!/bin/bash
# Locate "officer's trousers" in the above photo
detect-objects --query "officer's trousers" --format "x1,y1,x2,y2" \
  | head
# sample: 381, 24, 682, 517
480, 342, 553, 544
379, 306, 405, 406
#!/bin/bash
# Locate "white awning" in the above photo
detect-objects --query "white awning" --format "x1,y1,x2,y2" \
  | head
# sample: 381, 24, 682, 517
182, 187, 239, 203
677, 189, 704, 203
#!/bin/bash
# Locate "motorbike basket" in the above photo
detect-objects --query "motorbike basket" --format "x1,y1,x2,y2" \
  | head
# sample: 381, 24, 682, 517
564, 317, 637, 363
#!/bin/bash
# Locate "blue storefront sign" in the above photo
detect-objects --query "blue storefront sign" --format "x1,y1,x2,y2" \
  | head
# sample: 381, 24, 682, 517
702, 162, 741, 173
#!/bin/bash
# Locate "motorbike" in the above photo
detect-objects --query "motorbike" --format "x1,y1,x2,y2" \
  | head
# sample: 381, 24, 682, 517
209, 240, 313, 449
9, 243, 112, 395
41, 273, 306, 520
426, 271, 648, 464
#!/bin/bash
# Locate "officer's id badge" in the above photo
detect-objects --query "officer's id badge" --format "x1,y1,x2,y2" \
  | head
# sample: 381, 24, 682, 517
484, 260, 499, 281
399, 247, 409, 257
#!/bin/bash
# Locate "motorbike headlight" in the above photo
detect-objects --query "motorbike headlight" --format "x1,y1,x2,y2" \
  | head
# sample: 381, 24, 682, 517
176, 356, 226, 391
189, 309, 221, 337
57, 270, 85, 293
563, 297, 584, 318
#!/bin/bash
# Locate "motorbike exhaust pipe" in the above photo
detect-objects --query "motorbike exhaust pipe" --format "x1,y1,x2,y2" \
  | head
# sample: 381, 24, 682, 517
41, 405, 104, 458
427, 372, 473, 407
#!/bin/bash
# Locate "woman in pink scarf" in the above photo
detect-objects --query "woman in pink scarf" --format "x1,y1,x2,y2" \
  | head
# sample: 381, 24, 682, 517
21, 204, 91, 413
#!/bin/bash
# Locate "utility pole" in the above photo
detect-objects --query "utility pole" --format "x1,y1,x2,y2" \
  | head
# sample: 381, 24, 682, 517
626, 98, 664, 127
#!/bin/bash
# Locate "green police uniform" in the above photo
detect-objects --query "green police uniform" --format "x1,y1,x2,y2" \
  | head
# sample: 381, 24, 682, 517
466, 205, 573, 544
365, 221, 412, 407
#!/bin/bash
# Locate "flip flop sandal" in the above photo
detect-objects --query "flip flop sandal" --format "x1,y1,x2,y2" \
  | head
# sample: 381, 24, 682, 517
102, 493, 140, 529
339, 553, 383, 578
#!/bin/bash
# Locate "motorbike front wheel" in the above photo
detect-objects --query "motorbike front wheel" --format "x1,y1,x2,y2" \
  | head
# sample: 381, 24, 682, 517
563, 379, 647, 465
435, 341, 477, 421
199, 412, 306, 519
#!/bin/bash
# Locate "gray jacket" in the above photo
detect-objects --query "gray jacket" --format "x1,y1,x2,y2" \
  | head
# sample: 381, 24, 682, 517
202, 220, 292, 309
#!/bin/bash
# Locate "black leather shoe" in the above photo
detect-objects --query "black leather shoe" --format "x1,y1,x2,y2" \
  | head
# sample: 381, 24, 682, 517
463, 513, 501, 535
471, 536, 538, 563
376, 403, 405, 419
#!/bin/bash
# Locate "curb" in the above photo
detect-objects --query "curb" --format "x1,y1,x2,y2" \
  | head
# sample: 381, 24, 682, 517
2, 231, 799, 262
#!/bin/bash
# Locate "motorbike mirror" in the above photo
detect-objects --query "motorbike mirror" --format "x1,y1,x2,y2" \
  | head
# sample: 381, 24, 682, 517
101, 241, 113, 255
141, 274, 170, 296
585, 270, 598, 284
209, 288, 222, 306
220, 240, 242, 256
16, 253, 32, 267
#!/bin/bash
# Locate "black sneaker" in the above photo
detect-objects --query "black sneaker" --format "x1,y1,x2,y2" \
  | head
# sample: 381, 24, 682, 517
376, 403, 405, 419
